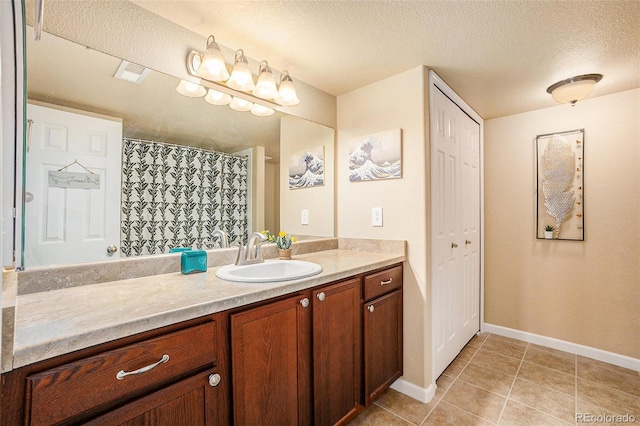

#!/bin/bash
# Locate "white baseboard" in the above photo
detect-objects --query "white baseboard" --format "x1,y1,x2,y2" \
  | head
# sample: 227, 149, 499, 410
483, 323, 640, 371
390, 378, 436, 403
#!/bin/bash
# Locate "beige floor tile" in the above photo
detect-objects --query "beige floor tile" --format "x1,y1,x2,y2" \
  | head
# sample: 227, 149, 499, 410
459, 363, 515, 396
466, 333, 490, 349
482, 335, 528, 360
347, 404, 412, 425
508, 378, 576, 424
435, 373, 456, 399
499, 400, 571, 425
578, 378, 640, 417
423, 401, 495, 426
470, 348, 522, 376
442, 379, 506, 423
577, 399, 639, 425
443, 357, 468, 378
517, 361, 575, 396
524, 346, 576, 375
577, 356, 640, 397
374, 389, 437, 425
457, 344, 480, 362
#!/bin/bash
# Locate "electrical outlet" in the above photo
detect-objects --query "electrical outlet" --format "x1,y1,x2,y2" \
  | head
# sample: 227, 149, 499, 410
372, 207, 383, 227
301, 209, 309, 225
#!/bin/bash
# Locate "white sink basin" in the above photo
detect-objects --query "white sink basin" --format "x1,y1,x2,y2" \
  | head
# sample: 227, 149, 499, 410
216, 260, 323, 283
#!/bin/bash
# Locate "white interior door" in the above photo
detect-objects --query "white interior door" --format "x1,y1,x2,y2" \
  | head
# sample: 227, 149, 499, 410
431, 86, 481, 378
25, 104, 122, 267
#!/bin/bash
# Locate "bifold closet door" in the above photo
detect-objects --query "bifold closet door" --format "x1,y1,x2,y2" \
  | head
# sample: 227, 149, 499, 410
431, 87, 480, 379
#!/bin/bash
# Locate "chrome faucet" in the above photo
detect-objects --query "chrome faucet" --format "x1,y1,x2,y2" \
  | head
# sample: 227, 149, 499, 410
235, 232, 268, 265
211, 229, 230, 248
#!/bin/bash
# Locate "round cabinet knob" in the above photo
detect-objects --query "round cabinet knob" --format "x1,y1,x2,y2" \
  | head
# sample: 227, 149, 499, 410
106, 245, 118, 255
367, 305, 375, 313
451, 242, 459, 249
317, 292, 326, 302
208, 373, 221, 387
300, 298, 310, 308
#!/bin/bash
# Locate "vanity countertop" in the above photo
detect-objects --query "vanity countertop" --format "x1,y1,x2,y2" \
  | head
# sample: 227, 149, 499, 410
11, 248, 405, 370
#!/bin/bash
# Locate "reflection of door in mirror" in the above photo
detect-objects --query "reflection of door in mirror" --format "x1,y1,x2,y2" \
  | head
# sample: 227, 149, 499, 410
25, 103, 123, 267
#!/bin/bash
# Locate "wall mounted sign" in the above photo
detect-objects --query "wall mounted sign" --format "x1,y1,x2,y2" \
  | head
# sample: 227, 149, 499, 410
48, 171, 101, 189
348, 128, 402, 182
288, 145, 325, 189
536, 129, 584, 241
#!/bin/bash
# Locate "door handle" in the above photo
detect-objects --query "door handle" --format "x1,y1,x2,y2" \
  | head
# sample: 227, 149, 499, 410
107, 245, 118, 255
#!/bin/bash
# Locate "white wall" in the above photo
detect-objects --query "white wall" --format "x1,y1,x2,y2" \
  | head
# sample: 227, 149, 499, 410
484, 89, 640, 359
280, 116, 335, 237
337, 66, 431, 389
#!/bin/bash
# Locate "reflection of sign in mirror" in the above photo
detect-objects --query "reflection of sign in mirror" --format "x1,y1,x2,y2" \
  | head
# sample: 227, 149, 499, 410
289, 146, 325, 189
348, 129, 402, 182
48, 171, 101, 189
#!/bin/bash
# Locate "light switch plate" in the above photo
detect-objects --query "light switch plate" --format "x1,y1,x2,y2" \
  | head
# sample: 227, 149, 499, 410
301, 209, 309, 225
372, 207, 383, 227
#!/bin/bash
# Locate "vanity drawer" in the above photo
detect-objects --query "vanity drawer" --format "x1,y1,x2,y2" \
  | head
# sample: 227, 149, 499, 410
364, 265, 403, 301
26, 321, 217, 425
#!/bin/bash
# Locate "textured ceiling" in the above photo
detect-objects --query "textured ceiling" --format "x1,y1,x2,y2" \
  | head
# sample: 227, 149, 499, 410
131, 0, 640, 119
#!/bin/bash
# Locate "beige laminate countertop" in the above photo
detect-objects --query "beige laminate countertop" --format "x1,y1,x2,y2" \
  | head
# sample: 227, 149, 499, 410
11, 248, 405, 369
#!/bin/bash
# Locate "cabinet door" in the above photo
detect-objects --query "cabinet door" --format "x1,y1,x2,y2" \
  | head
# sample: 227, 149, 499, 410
231, 294, 312, 426
364, 289, 403, 406
83, 369, 221, 426
313, 278, 362, 426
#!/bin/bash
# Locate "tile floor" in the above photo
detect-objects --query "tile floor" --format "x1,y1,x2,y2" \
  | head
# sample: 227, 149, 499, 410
349, 333, 640, 425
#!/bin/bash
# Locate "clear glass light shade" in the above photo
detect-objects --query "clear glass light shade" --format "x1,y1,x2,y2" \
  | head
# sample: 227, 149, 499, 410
253, 61, 278, 100
176, 79, 206, 97
205, 89, 232, 106
251, 103, 275, 117
274, 71, 300, 106
229, 96, 253, 112
227, 50, 255, 92
196, 36, 230, 82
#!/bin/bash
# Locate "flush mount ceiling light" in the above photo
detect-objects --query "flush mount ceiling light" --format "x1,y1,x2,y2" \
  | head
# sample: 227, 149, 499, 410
184, 34, 300, 111
546, 74, 603, 106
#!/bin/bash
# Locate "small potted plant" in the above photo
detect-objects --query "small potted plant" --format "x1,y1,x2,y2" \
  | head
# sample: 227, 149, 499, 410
262, 230, 297, 259
544, 225, 554, 239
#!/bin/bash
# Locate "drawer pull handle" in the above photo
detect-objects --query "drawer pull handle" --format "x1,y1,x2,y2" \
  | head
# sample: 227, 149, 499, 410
116, 354, 169, 380
380, 278, 393, 286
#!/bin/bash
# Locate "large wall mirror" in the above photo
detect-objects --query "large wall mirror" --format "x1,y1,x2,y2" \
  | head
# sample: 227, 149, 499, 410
20, 3, 335, 269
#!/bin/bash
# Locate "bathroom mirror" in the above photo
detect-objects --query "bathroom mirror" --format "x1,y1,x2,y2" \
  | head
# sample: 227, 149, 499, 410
21, 22, 335, 268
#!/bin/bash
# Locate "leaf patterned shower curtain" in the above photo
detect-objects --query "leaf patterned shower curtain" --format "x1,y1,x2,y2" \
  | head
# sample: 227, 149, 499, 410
121, 139, 248, 257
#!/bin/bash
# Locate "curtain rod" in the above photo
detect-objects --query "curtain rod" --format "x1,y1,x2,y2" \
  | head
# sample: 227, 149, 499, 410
124, 137, 248, 160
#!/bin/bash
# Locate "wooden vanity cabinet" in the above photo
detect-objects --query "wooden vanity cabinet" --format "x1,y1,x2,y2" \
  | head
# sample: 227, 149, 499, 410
1, 314, 228, 426
363, 265, 403, 406
230, 277, 363, 426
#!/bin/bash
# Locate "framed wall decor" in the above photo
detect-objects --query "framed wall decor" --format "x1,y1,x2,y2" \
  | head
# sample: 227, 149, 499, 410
348, 129, 402, 182
536, 129, 584, 241
288, 145, 325, 189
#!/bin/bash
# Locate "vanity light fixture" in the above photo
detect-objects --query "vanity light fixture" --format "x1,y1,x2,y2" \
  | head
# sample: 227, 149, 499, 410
546, 74, 603, 106
253, 61, 278, 100
196, 36, 230, 82
227, 50, 256, 92
176, 79, 206, 97
186, 35, 300, 107
274, 70, 300, 106
205, 88, 232, 106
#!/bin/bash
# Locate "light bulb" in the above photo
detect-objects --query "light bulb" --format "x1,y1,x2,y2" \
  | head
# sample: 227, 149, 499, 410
196, 35, 229, 82
227, 50, 255, 92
